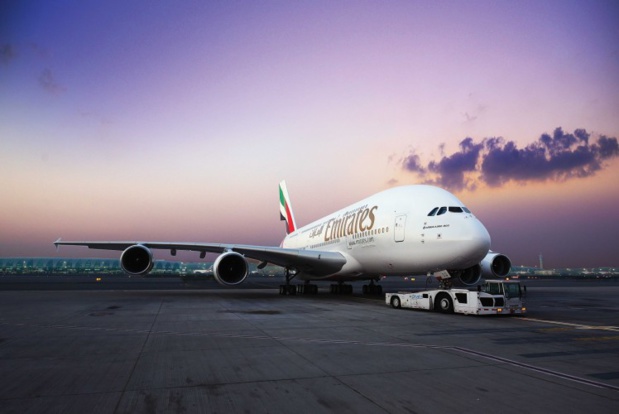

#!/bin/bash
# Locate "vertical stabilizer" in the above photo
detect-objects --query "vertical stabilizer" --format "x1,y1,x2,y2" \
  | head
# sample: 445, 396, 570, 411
279, 180, 297, 234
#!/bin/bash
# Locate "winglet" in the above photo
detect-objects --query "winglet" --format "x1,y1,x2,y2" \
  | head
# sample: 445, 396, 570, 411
54, 238, 62, 250
279, 180, 297, 234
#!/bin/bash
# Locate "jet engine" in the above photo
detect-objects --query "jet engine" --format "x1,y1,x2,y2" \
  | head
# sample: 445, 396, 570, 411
457, 264, 482, 286
120, 245, 154, 275
447, 251, 511, 286
213, 251, 249, 286
480, 251, 511, 279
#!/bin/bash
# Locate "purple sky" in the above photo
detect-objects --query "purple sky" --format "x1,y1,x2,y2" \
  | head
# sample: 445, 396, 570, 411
1, 1, 618, 268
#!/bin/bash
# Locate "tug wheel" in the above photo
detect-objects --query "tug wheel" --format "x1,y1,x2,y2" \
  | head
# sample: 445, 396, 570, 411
435, 293, 454, 313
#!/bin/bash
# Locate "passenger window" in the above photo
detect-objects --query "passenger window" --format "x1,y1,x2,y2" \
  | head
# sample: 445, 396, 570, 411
437, 207, 447, 215
449, 207, 463, 213
427, 207, 439, 216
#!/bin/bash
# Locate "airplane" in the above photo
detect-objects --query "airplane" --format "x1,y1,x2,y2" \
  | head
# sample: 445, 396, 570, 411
54, 181, 511, 295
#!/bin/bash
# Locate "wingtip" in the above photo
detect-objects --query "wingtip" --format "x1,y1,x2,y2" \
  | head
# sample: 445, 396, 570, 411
54, 237, 62, 249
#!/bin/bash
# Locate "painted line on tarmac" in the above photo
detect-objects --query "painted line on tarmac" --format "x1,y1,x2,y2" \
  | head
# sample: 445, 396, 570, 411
450, 346, 619, 391
519, 317, 619, 332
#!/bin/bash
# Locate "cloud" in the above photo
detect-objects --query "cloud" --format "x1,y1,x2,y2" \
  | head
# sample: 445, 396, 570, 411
1, 43, 67, 95
597, 136, 619, 159
38, 68, 65, 94
401, 152, 425, 174
427, 137, 483, 190
401, 128, 619, 191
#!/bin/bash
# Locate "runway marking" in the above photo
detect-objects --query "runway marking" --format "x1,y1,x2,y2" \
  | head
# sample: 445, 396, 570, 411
449, 346, 619, 391
575, 336, 619, 342
519, 317, 619, 332
2, 319, 618, 392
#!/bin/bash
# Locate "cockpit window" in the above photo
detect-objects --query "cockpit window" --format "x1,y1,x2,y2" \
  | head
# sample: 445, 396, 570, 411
427, 207, 439, 216
428, 206, 472, 216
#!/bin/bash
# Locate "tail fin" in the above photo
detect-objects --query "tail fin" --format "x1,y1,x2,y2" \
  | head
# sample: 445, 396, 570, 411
279, 180, 297, 234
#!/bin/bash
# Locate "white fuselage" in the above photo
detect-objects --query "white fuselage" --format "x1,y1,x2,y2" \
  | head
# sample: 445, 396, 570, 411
281, 185, 491, 281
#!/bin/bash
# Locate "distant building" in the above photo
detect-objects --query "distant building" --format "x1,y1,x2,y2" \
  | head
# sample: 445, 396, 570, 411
0, 257, 277, 277
0, 257, 211, 276
1, 258, 616, 278
0, 257, 120, 275
510, 265, 619, 278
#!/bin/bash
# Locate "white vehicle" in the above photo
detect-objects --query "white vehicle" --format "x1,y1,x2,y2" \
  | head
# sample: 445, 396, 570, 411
55, 181, 511, 295
386, 280, 526, 315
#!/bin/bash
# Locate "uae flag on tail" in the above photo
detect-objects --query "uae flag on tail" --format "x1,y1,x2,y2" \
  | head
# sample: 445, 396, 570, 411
279, 180, 297, 234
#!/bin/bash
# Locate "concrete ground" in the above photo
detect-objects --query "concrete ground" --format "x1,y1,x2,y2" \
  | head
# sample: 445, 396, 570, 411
0, 280, 618, 413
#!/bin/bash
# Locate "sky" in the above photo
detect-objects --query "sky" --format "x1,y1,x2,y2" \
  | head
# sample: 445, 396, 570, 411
1, 0, 618, 268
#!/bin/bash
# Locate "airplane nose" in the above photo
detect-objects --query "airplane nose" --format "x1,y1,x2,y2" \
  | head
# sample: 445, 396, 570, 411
471, 219, 491, 256
441, 218, 491, 270
454, 218, 491, 266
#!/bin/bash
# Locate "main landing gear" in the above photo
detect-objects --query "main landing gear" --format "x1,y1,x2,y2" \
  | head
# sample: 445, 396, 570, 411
279, 268, 297, 295
278, 283, 318, 295
297, 283, 318, 295
279, 268, 318, 295
362, 280, 383, 296
279, 284, 297, 295
278, 272, 383, 296
329, 283, 353, 295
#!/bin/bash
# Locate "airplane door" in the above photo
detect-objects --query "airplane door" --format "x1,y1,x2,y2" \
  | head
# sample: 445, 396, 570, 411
394, 215, 406, 242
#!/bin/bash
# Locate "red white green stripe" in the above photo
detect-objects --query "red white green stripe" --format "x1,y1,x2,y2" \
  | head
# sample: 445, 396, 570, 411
279, 180, 297, 234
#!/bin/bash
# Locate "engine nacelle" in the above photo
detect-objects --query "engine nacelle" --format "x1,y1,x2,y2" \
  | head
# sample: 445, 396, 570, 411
440, 265, 481, 286
120, 245, 154, 275
458, 264, 482, 286
480, 251, 511, 279
213, 251, 249, 286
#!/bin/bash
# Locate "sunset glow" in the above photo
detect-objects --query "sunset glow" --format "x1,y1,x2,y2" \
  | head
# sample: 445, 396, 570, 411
1, 1, 618, 268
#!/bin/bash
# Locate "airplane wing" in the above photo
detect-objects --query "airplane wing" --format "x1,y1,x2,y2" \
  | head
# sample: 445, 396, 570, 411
54, 239, 347, 277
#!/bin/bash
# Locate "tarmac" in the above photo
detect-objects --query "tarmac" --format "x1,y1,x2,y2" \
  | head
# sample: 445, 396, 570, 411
0, 277, 618, 413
